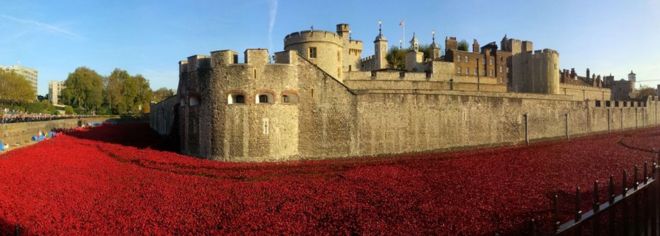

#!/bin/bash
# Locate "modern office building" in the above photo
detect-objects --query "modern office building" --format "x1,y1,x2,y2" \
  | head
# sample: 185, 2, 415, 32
0, 65, 38, 94
48, 80, 66, 105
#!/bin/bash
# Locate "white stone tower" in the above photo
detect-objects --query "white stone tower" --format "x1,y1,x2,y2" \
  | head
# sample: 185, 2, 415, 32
374, 20, 388, 70
410, 32, 419, 52
405, 33, 424, 71
629, 70, 637, 90
430, 31, 440, 60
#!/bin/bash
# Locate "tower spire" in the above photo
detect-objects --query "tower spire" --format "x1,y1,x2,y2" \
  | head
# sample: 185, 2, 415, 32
410, 32, 419, 51
432, 31, 436, 44
378, 20, 382, 36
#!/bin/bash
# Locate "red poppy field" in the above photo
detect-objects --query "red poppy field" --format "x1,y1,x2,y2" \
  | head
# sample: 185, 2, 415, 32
0, 123, 658, 235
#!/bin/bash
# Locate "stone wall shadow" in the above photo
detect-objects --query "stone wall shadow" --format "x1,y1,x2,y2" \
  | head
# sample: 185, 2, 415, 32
0, 217, 24, 235
63, 122, 179, 152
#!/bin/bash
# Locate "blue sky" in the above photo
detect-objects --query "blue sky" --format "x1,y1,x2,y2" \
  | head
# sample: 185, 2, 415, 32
1, 0, 660, 95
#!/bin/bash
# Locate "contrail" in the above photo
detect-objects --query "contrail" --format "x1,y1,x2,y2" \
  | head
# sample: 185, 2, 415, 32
267, 0, 278, 54
0, 14, 81, 39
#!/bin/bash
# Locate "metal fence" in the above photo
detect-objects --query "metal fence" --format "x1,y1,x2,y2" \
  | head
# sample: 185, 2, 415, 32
529, 156, 660, 235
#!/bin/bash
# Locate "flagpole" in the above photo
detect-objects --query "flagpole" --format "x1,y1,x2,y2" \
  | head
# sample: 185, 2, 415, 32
402, 20, 405, 49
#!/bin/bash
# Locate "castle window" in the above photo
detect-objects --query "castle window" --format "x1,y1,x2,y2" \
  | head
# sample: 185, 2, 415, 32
309, 47, 317, 58
189, 95, 200, 107
233, 55, 239, 64
282, 92, 299, 104
457, 67, 461, 74
337, 51, 341, 62
464, 56, 468, 63
466, 68, 469, 75
499, 66, 503, 73
228, 93, 245, 104
256, 93, 274, 104
259, 95, 269, 103
490, 58, 494, 65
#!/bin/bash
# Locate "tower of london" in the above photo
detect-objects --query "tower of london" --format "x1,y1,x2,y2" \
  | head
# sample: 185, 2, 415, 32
151, 23, 658, 162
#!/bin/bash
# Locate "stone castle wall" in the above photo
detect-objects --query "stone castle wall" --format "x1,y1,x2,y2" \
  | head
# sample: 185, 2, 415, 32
154, 23, 653, 162
154, 50, 660, 162
352, 91, 657, 157
559, 83, 612, 101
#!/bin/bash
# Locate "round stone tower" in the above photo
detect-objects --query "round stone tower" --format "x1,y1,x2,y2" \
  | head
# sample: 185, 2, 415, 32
542, 49, 560, 95
284, 30, 344, 80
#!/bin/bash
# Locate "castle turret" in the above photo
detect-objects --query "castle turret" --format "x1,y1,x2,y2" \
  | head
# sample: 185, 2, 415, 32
374, 21, 388, 70
284, 29, 344, 80
405, 33, 423, 71
628, 70, 637, 91
472, 39, 480, 53
522, 41, 533, 53
628, 70, 636, 82
445, 36, 458, 52
500, 35, 509, 51
336, 23, 350, 39
410, 33, 419, 52
430, 31, 440, 60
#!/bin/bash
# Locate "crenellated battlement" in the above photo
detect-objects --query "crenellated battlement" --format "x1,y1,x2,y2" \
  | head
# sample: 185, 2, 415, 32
532, 48, 559, 56
244, 48, 270, 65
179, 55, 211, 73
348, 40, 363, 46
284, 30, 344, 47
274, 50, 298, 64
210, 50, 239, 66
180, 48, 295, 74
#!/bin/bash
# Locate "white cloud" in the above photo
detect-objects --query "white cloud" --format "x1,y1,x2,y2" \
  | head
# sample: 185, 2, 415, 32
0, 14, 81, 39
267, 0, 278, 52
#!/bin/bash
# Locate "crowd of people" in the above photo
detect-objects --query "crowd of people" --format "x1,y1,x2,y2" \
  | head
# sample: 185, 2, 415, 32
0, 112, 88, 124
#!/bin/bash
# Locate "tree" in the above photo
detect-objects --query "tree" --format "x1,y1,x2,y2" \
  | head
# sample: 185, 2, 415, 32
636, 86, 657, 99
64, 106, 75, 115
457, 40, 469, 51
106, 69, 130, 114
152, 87, 175, 103
0, 69, 36, 104
386, 47, 407, 70
105, 69, 153, 114
24, 100, 57, 114
132, 74, 153, 113
61, 67, 103, 114
386, 44, 437, 70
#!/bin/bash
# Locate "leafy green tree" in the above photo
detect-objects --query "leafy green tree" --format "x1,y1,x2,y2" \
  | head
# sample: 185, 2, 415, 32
386, 47, 407, 70
106, 69, 130, 114
24, 100, 57, 114
105, 69, 153, 114
457, 40, 469, 51
386, 44, 437, 70
0, 69, 36, 104
64, 106, 75, 115
133, 74, 153, 113
61, 67, 103, 114
152, 87, 175, 103
636, 86, 657, 99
